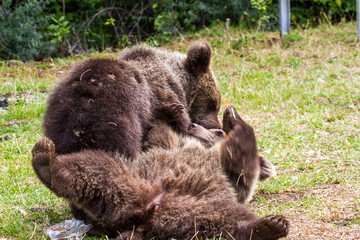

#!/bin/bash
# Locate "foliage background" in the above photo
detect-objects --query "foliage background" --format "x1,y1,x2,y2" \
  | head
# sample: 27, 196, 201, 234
0, 0, 356, 61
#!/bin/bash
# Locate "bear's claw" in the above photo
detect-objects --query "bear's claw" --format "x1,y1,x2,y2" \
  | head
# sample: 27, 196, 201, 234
163, 102, 185, 121
32, 137, 56, 157
252, 215, 290, 240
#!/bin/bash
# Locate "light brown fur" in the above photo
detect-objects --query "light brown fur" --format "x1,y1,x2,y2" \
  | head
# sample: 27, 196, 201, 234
32, 106, 289, 239
143, 107, 276, 204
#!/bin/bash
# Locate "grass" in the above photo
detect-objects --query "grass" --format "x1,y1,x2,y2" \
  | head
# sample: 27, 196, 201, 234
1, 21, 360, 239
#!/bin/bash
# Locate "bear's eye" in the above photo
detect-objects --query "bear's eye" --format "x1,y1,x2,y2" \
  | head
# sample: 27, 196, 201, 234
214, 130, 224, 137
208, 100, 217, 112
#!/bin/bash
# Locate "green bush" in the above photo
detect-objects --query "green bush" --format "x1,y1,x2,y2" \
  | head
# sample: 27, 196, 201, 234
273, 0, 355, 27
0, 0, 356, 61
153, 0, 250, 37
0, 0, 56, 61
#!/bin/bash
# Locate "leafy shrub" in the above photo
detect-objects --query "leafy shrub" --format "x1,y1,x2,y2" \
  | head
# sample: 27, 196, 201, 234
269, 0, 355, 28
153, 0, 250, 37
0, 0, 356, 61
0, 0, 55, 61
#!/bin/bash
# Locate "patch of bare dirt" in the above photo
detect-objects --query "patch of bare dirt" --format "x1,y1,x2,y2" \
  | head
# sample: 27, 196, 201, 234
249, 184, 360, 239
253, 191, 306, 205
284, 210, 360, 240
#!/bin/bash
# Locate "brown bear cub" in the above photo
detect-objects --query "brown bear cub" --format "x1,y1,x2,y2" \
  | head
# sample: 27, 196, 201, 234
187, 122, 277, 202
189, 124, 277, 180
43, 40, 221, 159
143, 108, 276, 204
32, 106, 289, 240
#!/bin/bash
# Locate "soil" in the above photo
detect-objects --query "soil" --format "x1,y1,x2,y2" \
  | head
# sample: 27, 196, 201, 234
248, 184, 360, 239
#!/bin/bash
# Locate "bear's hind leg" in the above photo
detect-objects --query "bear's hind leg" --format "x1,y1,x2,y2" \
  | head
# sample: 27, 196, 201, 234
49, 150, 162, 233
31, 138, 56, 189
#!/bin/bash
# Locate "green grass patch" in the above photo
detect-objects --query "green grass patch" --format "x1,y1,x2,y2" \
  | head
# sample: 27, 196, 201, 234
1, 21, 360, 239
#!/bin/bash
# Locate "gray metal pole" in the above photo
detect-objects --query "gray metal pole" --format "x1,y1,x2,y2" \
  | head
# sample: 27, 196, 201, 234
279, 0, 290, 37
357, 0, 360, 41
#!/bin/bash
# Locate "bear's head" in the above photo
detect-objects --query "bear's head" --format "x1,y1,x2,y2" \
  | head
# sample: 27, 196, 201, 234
184, 40, 221, 129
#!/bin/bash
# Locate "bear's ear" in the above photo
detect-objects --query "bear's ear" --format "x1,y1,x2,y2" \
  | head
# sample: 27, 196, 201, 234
258, 155, 277, 181
185, 40, 212, 75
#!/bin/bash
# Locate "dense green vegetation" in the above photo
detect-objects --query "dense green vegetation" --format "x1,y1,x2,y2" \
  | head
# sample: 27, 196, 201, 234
1, 21, 359, 239
0, 0, 356, 60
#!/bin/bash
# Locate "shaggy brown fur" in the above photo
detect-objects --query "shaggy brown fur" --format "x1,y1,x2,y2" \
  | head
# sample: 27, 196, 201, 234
43, 40, 221, 158
187, 122, 277, 190
144, 112, 276, 202
32, 106, 289, 239
42, 41, 221, 229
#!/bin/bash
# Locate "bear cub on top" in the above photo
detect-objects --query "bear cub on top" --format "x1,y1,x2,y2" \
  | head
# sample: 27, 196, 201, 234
43, 40, 221, 159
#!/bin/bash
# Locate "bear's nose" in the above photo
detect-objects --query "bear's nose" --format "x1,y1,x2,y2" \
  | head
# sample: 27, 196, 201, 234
188, 123, 199, 131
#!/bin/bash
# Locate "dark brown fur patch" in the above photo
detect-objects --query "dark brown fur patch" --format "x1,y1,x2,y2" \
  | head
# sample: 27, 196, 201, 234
43, 41, 221, 159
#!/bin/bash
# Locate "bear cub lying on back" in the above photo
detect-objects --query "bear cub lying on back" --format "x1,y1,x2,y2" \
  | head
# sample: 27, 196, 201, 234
143, 104, 276, 203
32, 106, 288, 240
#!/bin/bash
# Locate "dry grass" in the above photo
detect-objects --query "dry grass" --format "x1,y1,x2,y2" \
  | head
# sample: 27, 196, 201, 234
175, 21, 360, 239
249, 184, 360, 239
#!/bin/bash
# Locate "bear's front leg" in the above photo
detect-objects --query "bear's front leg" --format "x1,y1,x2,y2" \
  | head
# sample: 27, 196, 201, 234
155, 101, 191, 134
219, 106, 260, 203
237, 215, 290, 240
